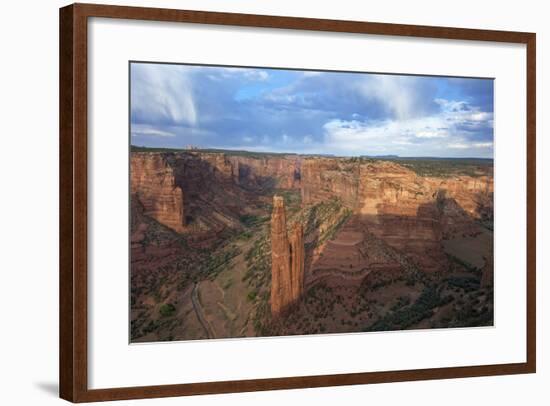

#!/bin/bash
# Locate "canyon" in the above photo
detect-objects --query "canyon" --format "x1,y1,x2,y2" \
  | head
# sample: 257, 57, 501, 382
130, 148, 494, 342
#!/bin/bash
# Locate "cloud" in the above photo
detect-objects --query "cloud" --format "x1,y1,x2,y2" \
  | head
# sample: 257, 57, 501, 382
322, 98, 493, 157
130, 63, 494, 157
449, 142, 493, 149
131, 124, 175, 137
131, 63, 197, 126
209, 67, 270, 81
357, 75, 420, 120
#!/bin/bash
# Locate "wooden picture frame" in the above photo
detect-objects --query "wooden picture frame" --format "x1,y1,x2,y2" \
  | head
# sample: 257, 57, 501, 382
59, 3, 536, 402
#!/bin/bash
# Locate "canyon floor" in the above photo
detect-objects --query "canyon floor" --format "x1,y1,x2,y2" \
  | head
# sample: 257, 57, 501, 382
130, 147, 494, 342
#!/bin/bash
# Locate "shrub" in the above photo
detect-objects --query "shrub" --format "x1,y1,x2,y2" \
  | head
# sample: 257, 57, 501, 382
159, 303, 176, 317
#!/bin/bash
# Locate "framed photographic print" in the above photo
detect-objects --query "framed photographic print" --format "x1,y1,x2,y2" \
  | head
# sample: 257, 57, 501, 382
59, 3, 536, 402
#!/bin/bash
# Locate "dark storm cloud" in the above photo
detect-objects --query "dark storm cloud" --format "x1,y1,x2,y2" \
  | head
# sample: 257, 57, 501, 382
130, 63, 494, 157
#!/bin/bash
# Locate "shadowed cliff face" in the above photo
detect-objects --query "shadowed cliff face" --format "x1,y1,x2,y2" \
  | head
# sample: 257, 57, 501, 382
228, 155, 302, 190
131, 152, 302, 234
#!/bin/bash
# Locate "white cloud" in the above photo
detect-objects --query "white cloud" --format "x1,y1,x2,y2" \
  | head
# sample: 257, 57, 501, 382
213, 67, 269, 81
131, 124, 175, 137
448, 141, 493, 149
244, 70, 269, 81
473, 142, 493, 148
323, 116, 448, 145
131, 64, 197, 126
415, 130, 447, 139
435, 98, 493, 126
358, 75, 419, 120
322, 98, 493, 157
130, 123, 217, 142
448, 143, 469, 149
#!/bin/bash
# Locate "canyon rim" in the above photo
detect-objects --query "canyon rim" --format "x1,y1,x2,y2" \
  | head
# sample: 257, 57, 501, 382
129, 62, 494, 342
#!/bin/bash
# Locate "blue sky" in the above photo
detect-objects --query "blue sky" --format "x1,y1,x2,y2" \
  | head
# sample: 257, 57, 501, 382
130, 62, 494, 158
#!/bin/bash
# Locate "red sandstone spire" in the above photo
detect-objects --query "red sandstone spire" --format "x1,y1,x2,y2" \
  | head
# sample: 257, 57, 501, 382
290, 222, 305, 302
270, 196, 304, 316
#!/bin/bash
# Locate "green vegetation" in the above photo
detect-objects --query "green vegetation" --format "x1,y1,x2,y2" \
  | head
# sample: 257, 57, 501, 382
239, 214, 269, 228
318, 208, 352, 245
388, 157, 493, 178
299, 197, 347, 240
243, 235, 270, 285
391, 295, 411, 311
452, 296, 493, 327
131, 145, 184, 153
200, 246, 241, 280
368, 285, 453, 331
237, 230, 253, 240
446, 253, 482, 274
159, 303, 176, 317
445, 276, 480, 292
242, 230, 272, 335
131, 145, 298, 159
274, 189, 302, 208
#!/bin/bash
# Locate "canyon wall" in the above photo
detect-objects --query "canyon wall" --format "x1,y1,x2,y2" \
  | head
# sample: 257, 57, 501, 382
189, 152, 301, 189
131, 152, 303, 235
290, 222, 305, 300
302, 158, 493, 219
228, 155, 301, 189
301, 158, 359, 208
130, 154, 185, 233
270, 196, 305, 316
302, 159, 493, 272
131, 152, 492, 275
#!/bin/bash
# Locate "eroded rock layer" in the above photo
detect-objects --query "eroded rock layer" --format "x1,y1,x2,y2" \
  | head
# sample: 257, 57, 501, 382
130, 154, 185, 232
302, 159, 493, 272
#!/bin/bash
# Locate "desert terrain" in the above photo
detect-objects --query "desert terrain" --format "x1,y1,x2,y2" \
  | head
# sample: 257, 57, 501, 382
130, 146, 494, 342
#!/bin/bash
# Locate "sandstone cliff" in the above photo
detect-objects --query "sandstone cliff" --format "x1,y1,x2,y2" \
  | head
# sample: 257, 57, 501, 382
270, 196, 305, 316
301, 158, 493, 272
301, 158, 359, 208
229, 155, 301, 189
131, 151, 492, 278
290, 222, 305, 300
131, 154, 185, 232
190, 152, 301, 190
302, 158, 493, 219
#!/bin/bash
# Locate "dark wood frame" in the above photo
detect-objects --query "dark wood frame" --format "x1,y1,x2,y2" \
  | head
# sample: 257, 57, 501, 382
60, 3, 536, 402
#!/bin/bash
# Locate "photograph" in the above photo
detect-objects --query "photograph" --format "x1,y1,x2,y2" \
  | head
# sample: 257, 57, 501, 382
129, 62, 495, 343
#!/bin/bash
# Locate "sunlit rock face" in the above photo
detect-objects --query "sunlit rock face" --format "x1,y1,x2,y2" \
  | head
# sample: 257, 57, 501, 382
301, 158, 359, 209
130, 153, 185, 233
301, 159, 493, 272
270, 196, 305, 316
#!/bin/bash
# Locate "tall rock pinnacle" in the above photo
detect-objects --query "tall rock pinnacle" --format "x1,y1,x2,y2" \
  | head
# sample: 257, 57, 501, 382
270, 195, 305, 316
